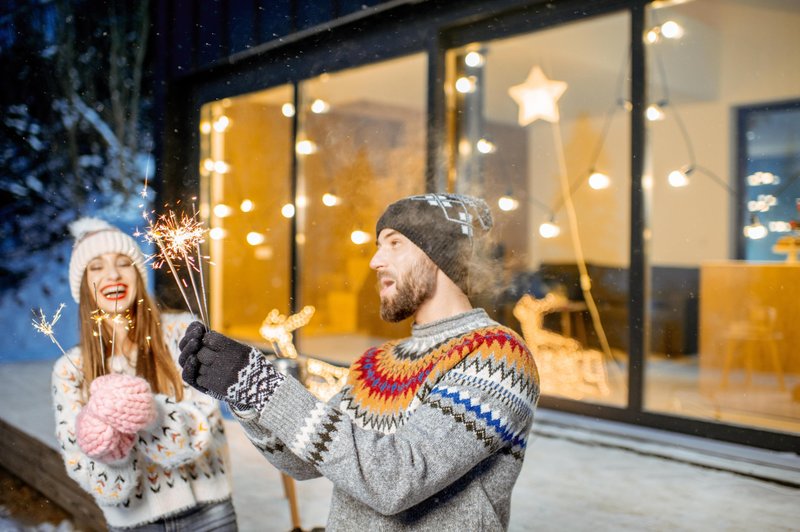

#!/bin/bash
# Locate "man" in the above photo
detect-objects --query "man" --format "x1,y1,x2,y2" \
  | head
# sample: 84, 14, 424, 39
179, 193, 540, 531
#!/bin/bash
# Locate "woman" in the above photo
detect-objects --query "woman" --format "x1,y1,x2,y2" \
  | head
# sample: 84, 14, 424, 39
51, 217, 236, 531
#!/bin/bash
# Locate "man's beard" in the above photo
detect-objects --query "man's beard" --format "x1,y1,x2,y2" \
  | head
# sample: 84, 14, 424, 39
379, 257, 437, 322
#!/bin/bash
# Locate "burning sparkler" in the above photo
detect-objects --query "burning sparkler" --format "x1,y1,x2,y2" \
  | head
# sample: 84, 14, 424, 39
142, 207, 210, 326
32, 303, 80, 371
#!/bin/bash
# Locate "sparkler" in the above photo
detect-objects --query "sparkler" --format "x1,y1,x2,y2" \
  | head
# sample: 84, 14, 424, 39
32, 303, 80, 371
92, 283, 107, 375
143, 207, 210, 326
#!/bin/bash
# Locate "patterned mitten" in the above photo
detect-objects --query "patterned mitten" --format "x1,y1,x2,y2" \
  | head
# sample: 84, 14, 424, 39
76, 408, 136, 462
88, 374, 156, 434
178, 321, 284, 410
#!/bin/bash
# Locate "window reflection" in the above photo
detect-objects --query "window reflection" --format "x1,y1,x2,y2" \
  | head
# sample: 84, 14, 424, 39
448, 12, 632, 406
295, 55, 428, 364
644, 0, 800, 435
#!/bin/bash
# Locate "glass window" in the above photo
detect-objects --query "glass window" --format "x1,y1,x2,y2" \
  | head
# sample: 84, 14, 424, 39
448, 11, 631, 406
644, 0, 800, 435
294, 55, 428, 364
200, 56, 427, 361
200, 85, 294, 343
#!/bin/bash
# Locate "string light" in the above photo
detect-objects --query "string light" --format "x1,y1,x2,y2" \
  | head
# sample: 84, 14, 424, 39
588, 171, 611, 190
246, 232, 265, 246
209, 227, 226, 240
213, 115, 230, 132
497, 195, 519, 212
310, 99, 331, 114
199, 121, 211, 134
539, 218, 561, 239
322, 193, 340, 206
281, 103, 295, 117
476, 138, 496, 154
296, 140, 318, 155
281, 203, 296, 218
464, 51, 484, 67
240, 199, 254, 212
646, 102, 666, 121
213, 204, 233, 218
668, 166, 692, 187
350, 230, 370, 245
743, 215, 768, 240
213, 160, 230, 174
455, 76, 477, 94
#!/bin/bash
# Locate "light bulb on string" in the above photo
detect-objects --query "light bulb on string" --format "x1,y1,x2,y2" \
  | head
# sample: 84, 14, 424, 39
213, 115, 230, 132
464, 51, 484, 68
497, 194, 519, 212
588, 171, 611, 190
350, 230, 370, 245
246, 232, 265, 246
209, 227, 226, 240
213, 204, 233, 218
476, 138, 496, 154
296, 140, 318, 155
455, 76, 477, 94
743, 215, 768, 240
646, 103, 666, 121
240, 199, 254, 212
199, 121, 211, 134
539, 218, 561, 239
281, 103, 295, 117
310, 99, 330, 114
660, 21, 684, 40
322, 192, 340, 207
668, 166, 693, 188
281, 203, 296, 218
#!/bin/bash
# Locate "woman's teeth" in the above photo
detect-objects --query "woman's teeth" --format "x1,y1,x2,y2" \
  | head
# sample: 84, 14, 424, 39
102, 286, 127, 300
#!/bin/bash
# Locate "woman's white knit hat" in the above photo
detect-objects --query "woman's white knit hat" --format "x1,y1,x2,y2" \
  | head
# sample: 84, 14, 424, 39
68, 217, 148, 303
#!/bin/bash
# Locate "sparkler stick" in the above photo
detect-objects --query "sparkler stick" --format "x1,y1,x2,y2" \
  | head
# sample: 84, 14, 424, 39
32, 304, 80, 371
192, 201, 211, 328
92, 283, 106, 375
171, 211, 208, 327
111, 292, 119, 360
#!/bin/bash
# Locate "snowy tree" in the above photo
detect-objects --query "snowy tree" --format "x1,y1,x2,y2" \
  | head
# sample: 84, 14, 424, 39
0, 0, 153, 293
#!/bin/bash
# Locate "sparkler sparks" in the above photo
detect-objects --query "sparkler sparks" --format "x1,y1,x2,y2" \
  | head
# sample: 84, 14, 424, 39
32, 304, 80, 371
141, 206, 210, 326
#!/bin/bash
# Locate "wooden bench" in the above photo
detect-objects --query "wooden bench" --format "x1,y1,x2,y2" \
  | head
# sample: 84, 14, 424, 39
0, 418, 105, 531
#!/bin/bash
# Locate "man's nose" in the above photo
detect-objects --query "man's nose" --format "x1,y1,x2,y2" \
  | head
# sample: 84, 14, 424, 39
369, 249, 384, 271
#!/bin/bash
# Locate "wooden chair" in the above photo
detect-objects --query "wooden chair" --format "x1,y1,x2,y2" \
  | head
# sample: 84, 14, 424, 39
721, 305, 785, 390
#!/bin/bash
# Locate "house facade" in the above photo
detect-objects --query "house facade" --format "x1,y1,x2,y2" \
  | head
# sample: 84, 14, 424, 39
153, 0, 800, 451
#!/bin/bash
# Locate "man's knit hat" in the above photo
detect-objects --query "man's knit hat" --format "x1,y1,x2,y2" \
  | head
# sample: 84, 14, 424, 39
68, 217, 148, 303
375, 193, 493, 291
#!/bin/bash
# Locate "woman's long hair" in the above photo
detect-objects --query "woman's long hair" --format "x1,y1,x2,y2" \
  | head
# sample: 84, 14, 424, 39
78, 270, 184, 401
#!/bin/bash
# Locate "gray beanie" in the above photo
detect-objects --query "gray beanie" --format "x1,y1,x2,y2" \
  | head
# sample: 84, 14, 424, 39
375, 193, 493, 291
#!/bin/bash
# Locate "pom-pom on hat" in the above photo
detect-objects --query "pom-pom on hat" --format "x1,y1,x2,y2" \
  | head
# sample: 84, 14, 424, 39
375, 193, 493, 292
68, 217, 148, 303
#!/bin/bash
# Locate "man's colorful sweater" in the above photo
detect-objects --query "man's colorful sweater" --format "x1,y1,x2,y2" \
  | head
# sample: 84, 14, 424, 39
233, 308, 539, 531
51, 313, 233, 529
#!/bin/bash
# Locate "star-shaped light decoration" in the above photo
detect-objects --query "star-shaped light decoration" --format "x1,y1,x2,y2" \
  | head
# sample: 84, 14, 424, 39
508, 66, 568, 126
259, 305, 315, 359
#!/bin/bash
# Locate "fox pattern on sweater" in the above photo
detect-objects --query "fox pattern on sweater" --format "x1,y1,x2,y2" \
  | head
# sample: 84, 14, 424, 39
234, 309, 539, 531
52, 313, 232, 529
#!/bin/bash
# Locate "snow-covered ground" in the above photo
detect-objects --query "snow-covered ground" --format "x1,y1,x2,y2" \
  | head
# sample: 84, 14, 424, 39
1, 361, 797, 532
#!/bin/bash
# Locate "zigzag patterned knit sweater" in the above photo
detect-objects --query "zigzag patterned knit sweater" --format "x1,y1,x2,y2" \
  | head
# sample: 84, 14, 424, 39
52, 313, 233, 529
234, 308, 540, 531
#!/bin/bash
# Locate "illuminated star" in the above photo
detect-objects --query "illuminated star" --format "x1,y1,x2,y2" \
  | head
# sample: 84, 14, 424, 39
508, 66, 568, 125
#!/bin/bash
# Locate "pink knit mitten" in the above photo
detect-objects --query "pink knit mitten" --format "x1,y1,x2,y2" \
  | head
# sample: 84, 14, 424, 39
87, 374, 156, 434
76, 409, 136, 462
